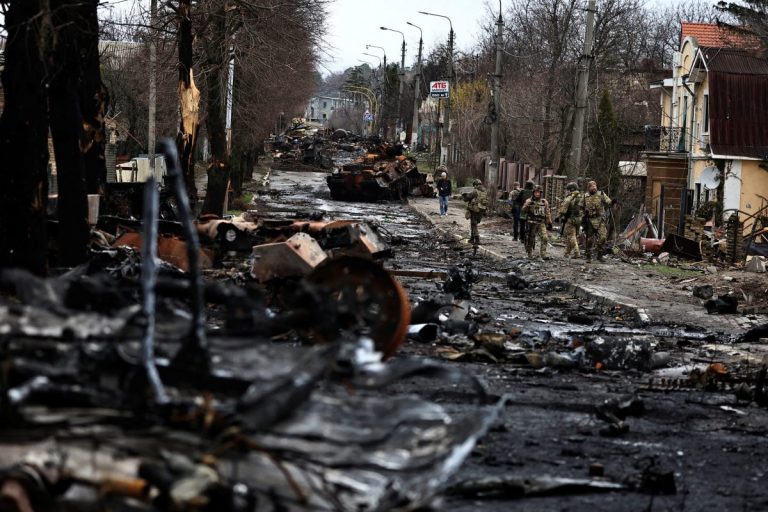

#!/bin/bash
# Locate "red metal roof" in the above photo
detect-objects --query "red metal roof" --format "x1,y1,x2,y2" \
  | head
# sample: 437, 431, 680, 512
681, 22, 758, 49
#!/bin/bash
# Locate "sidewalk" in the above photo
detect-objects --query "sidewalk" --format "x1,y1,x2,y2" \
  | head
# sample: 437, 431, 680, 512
409, 195, 767, 335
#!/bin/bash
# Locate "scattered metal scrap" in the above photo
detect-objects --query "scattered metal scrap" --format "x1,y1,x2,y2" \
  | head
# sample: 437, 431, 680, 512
446, 475, 627, 499
0, 139, 504, 512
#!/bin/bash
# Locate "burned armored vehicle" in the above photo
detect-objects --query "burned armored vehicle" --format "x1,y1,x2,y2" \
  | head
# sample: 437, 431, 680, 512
327, 143, 434, 201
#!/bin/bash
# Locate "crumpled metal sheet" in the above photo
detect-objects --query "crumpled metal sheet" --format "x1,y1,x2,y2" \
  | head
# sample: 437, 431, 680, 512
0, 269, 500, 511
0, 303, 139, 339
0, 338, 505, 511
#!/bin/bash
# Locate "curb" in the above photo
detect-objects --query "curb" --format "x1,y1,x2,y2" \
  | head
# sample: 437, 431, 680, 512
566, 282, 651, 325
409, 203, 651, 325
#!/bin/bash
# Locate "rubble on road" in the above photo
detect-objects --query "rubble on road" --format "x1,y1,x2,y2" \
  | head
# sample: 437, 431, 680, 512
0, 140, 505, 512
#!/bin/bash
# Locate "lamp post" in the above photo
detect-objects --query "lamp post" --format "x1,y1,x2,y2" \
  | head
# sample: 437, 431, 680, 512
362, 53, 383, 133
381, 26, 406, 142
366, 44, 388, 137
419, 11, 453, 165
365, 44, 387, 69
407, 21, 423, 147
362, 52, 381, 67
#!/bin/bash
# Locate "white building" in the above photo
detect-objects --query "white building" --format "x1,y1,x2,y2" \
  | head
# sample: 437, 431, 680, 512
305, 96, 355, 126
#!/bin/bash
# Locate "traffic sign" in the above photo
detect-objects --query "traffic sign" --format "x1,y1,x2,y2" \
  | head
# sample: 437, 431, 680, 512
363, 112, 374, 122
430, 80, 450, 98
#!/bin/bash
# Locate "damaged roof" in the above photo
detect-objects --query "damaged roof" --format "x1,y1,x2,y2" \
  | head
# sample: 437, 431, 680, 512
699, 46, 768, 75
709, 71, 768, 158
694, 47, 768, 158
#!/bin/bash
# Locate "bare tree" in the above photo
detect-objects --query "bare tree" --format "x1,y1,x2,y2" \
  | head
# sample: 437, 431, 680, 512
0, 0, 107, 271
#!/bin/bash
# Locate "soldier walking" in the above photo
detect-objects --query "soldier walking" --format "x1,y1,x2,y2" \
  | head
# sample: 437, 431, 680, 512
583, 180, 613, 262
556, 182, 584, 259
515, 180, 535, 243
462, 179, 488, 250
522, 185, 552, 260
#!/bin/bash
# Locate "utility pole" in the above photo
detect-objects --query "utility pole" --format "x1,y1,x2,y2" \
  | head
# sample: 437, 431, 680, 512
446, 28, 454, 165
148, 0, 157, 178
419, 12, 453, 165
568, 0, 596, 179
398, 38, 406, 140
488, 2, 503, 213
407, 22, 423, 147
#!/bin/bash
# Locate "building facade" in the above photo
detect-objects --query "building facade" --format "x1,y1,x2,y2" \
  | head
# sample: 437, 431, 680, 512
304, 96, 356, 126
646, 22, 768, 235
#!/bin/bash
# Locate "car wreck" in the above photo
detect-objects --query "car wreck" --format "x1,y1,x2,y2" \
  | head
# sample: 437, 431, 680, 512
327, 143, 434, 201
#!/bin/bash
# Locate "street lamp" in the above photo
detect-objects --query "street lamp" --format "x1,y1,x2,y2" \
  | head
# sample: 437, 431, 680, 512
419, 11, 454, 165
381, 26, 406, 141
406, 21, 423, 147
365, 44, 387, 68
366, 44, 388, 138
362, 52, 381, 67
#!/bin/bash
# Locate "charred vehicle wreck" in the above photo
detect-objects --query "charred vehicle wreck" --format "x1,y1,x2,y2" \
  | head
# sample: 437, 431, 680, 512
327, 143, 434, 201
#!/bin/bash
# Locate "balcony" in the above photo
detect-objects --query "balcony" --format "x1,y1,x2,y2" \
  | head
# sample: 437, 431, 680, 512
645, 126, 686, 153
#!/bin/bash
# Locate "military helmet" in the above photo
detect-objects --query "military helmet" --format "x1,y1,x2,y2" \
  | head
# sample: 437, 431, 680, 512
533, 185, 543, 192
472, 178, 483, 186
566, 182, 578, 191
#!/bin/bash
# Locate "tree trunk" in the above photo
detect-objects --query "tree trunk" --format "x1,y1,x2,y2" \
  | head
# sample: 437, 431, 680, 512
201, 5, 230, 216
539, 67, 555, 169
230, 150, 243, 197
48, 0, 95, 266
77, 0, 109, 194
175, 0, 201, 207
0, 0, 50, 273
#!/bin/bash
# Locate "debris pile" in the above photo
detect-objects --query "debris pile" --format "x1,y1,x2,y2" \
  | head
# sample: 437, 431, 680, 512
0, 140, 505, 511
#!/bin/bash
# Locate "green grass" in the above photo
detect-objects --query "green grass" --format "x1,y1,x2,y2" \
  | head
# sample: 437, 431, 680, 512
640, 263, 702, 278
226, 192, 254, 215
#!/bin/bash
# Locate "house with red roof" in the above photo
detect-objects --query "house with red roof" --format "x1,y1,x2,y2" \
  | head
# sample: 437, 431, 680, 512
645, 22, 768, 240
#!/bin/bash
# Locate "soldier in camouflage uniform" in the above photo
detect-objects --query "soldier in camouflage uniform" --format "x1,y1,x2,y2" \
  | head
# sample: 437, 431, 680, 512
556, 182, 584, 259
463, 179, 488, 248
583, 180, 613, 262
522, 185, 552, 260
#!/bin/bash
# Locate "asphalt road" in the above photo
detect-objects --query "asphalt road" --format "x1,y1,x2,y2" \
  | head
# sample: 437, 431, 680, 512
251, 168, 768, 511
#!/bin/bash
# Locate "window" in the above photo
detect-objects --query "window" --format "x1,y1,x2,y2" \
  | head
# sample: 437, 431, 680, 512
323, 101, 327, 108
703, 93, 709, 133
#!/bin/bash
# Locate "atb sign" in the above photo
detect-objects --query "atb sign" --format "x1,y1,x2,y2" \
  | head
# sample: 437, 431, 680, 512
430, 80, 450, 99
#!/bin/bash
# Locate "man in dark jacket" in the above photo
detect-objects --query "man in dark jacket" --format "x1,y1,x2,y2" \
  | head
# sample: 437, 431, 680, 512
509, 182, 522, 240
436, 166, 452, 216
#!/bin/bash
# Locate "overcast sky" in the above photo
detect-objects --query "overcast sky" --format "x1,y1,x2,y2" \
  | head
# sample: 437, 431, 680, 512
95, 0, 685, 76
323, 0, 497, 74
